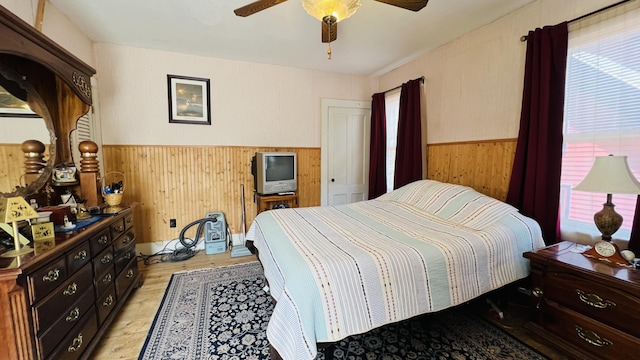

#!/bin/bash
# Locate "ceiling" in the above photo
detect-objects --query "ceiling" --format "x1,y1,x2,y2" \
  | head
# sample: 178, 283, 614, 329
48, 0, 535, 76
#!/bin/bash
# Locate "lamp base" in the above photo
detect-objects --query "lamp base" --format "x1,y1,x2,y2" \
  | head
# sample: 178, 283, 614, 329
594, 195, 623, 241
1, 246, 34, 257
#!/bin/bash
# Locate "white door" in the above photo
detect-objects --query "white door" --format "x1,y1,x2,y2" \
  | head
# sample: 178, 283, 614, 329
321, 99, 371, 206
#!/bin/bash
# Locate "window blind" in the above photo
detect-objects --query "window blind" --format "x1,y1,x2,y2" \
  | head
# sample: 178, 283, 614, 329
560, 5, 640, 242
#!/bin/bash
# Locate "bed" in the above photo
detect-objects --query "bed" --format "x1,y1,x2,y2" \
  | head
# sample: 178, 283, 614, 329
246, 180, 545, 360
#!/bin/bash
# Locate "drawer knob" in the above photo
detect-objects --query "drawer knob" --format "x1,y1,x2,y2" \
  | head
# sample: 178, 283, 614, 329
575, 325, 613, 347
42, 269, 60, 282
124, 251, 133, 260
126, 269, 135, 278
98, 235, 109, 245
74, 250, 87, 261
576, 290, 616, 309
63, 282, 78, 296
65, 307, 80, 322
532, 287, 543, 298
68, 333, 83, 353
115, 224, 124, 232
103, 274, 113, 283
101, 254, 113, 264
103, 295, 114, 307
122, 234, 133, 244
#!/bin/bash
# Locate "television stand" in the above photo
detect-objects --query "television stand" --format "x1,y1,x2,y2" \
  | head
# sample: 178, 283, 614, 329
255, 192, 298, 214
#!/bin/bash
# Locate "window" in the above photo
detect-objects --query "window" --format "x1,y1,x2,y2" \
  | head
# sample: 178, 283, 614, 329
560, 7, 640, 242
385, 90, 401, 193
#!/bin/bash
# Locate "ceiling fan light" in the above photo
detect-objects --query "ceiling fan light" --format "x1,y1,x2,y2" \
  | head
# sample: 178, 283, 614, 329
302, 0, 361, 23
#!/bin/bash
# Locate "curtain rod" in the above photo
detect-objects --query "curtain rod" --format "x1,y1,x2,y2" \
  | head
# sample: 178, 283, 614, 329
519, 0, 632, 41
382, 76, 425, 94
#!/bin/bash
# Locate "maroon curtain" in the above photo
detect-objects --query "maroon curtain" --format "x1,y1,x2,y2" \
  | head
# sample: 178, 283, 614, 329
393, 79, 422, 189
506, 23, 568, 244
368, 92, 387, 199
628, 196, 640, 254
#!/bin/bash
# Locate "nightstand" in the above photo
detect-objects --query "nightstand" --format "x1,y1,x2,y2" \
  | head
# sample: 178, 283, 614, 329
523, 242, 640, 360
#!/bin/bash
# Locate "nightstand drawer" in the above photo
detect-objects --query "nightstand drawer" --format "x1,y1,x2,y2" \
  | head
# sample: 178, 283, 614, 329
543, 265, 640, 336
542, 300, 640, 360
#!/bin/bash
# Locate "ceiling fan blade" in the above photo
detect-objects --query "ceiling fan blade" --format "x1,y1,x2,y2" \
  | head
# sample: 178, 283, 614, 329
374, 0, 429, 12
234, 0, 289, 17
322, 21, 337, 43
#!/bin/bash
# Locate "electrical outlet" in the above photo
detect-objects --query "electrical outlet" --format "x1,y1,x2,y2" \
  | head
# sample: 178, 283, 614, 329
169, 219, 176, 228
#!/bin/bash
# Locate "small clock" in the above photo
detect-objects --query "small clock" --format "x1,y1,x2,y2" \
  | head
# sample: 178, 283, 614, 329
583, 240, 632, 267
594, 240, 616, 257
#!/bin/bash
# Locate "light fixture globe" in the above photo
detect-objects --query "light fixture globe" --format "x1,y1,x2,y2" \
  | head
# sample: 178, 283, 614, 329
302, 0, 361, 22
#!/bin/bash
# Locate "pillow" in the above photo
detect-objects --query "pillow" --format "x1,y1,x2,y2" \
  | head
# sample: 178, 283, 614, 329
378, 180, 518, 230
433, 191, 519, 230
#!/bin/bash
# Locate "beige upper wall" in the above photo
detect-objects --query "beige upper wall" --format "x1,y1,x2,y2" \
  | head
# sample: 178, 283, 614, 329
94, 44, 373, 147
375, 0, 624, 144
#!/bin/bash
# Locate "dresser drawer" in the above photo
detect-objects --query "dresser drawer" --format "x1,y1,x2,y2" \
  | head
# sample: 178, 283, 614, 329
93, 245, 114, 277
46, 308, 98, 360
95, 267, 115, 297
89, 228, 111, 255
113, 227, 135, 255
115, 259, 138, 299
37, 289, 94, 359
33, 263, 93, 333
541, 300, 640, 360
115, 242, 136, 275
542, 266, 640, 336
66, 242, 91, 274
124, 212, 134, 231
110, 217, 126, 240
96, 285, 116, 325
29, 257, 68, 304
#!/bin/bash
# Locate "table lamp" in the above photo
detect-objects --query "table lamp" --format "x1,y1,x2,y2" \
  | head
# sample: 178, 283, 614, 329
0, 196, 39, 257
573, 155, 640, 241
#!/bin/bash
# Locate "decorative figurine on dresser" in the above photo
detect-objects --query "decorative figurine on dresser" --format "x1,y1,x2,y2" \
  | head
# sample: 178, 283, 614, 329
0, 5, 142, 360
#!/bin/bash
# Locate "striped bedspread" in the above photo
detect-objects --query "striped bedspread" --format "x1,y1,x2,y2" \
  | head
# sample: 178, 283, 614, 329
246, 180, 545, 360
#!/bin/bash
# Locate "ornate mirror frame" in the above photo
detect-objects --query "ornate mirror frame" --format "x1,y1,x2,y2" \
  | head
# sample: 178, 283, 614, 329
0, 4, 96, 198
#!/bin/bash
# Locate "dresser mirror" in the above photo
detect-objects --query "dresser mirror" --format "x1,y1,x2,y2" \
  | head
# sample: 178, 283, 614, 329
0, 64, 55, 198
0, 4, 96, 200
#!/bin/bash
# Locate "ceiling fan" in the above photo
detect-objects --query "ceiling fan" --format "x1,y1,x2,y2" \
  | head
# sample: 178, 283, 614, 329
234, 0, 429, 58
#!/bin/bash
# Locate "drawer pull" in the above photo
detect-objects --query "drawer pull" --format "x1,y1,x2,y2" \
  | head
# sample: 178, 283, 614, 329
103, 295, 114, 307
124, 252, 133, 260
575, 326, 613, 347
98, 234, 109, 245
576, 290, 616, 309
126, 269, 135, 278
115, 224, 124, 232
74, 250, 87, 261
66, 307, 80, 322
122, 235, 133, 244
103, 274, 112, 283
101, 254, 113, 264
68, 333, 83, 353
42, 269, 60, 282
63, 282, 78, 296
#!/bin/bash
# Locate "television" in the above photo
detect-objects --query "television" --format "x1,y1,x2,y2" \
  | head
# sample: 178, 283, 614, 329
252, 151, 297, 195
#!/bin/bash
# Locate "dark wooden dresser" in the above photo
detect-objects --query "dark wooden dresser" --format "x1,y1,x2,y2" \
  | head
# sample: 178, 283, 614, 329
523, 241, 640, 360
0, 207, 142, 360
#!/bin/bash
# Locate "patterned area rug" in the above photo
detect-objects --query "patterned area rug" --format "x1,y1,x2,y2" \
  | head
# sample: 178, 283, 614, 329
138, 261, 549, 360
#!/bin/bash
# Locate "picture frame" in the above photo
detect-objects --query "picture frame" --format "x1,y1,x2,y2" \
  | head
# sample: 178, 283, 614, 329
167, 75, 211, 125
0, 84, 39, 118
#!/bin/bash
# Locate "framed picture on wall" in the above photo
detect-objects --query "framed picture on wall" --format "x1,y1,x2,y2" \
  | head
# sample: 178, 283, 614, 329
0, 84, 39, 117
167, 75, 211, 125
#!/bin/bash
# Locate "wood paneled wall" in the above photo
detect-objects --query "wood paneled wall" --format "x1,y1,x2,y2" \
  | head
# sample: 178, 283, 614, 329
101, 145, 321, 244
0, 144, 24, 193
426, 139, 517, 201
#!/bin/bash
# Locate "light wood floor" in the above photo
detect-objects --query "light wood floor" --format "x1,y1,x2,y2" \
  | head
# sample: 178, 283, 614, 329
92, 250, 566, 360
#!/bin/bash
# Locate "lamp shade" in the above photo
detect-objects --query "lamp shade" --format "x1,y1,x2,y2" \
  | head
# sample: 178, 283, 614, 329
302, 0, 361, 22
573, 155, 640, 194
0, 196, 38, 223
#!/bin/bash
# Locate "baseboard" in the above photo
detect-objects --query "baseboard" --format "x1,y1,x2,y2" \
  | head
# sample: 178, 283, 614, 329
136, 233, 244, 256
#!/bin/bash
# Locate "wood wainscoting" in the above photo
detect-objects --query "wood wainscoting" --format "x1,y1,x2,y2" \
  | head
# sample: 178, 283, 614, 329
0, 143, 24, 193
426, 139, 517, 201
102, 145, 321, 244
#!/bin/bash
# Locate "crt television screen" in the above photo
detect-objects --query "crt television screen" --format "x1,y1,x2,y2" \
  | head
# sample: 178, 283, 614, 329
265, 156, 294, 181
